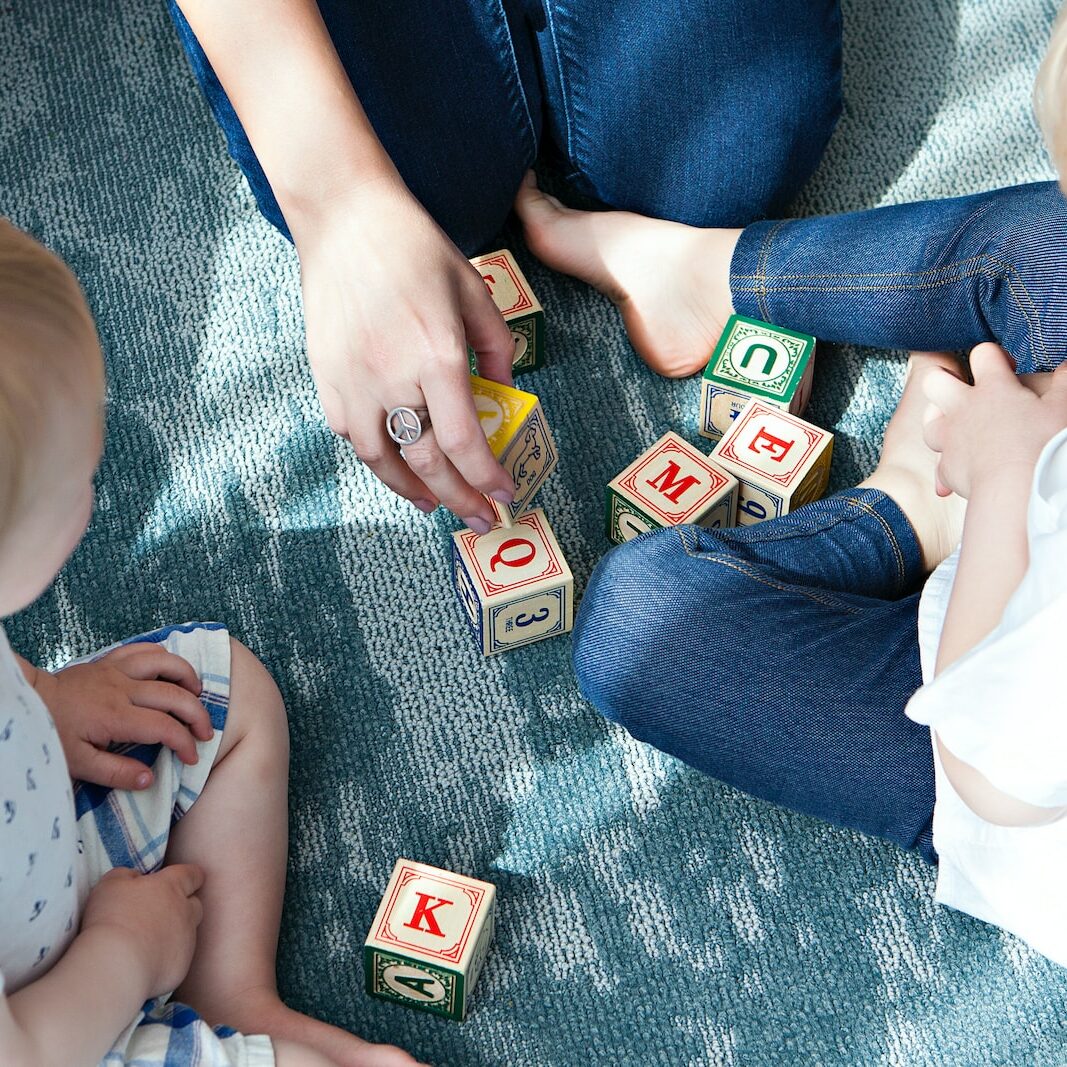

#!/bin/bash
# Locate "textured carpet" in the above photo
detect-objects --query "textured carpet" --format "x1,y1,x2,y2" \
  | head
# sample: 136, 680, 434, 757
2, 1, 1066, 1064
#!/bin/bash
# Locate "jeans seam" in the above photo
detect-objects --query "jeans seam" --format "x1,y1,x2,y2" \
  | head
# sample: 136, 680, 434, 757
540, 2, 573, 166
839, 494, 907, 591
490, 0, 538, 162
753, 219, 789, 321
734, 254, 1049, 366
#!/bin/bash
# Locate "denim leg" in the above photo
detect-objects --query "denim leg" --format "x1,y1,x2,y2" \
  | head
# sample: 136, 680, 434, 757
166, 1, 543, 254
573, 489, 937, 862
731, 180, 1067, 373
536, 0, 842, 225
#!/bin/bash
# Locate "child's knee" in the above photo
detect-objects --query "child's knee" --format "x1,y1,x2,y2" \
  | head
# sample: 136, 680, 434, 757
225, 637, 289, 757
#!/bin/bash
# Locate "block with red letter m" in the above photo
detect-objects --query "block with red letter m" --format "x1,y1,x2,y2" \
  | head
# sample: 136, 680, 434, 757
364, 859, 496, 1021
469, 248, 545, 375
711, 398, 833, 525
605, 431, 739, 544
451, 508, 573, 655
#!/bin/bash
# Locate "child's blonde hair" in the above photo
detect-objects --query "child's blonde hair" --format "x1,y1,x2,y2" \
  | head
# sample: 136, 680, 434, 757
1035, 6, 1067, 182
0, 221, 100, 544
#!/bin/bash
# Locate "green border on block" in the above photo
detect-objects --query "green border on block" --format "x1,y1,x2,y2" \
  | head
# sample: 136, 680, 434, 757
702, 313, 814, 403
604, 488, 661, 545
510, 312, 544, 375
364, 946, 466, 1021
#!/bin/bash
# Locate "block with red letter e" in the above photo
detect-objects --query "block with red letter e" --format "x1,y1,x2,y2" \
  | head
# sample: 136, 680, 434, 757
452, 507, 573, 655
471, 375, 559, 525
469, 248, 545, 375
711, 398, 833, 525
364, 858, 496, 1022
605, 431, 738, 544
699, 314, 816, 443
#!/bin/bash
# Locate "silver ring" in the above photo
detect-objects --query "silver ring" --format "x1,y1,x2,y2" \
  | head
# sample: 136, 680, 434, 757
386, 406, 430, 446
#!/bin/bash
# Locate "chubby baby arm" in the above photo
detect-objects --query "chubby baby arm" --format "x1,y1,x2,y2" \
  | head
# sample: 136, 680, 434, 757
921, 345, 1067, 826
0, 865, 204, 1067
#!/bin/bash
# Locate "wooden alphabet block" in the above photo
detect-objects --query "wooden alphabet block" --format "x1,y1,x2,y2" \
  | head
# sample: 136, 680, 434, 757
711, 398, 833, 525
471, 374, 558, 524
699, 314, 815, 443
470, 248, 545, 375
605, 431, 738, 545
452, 508, 573, 655
364, 858, 496, 1022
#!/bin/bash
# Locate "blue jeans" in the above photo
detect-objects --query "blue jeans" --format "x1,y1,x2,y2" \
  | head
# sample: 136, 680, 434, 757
167, 0, 843, 252
731, 180, 1067, 373
573, 490, 938, 864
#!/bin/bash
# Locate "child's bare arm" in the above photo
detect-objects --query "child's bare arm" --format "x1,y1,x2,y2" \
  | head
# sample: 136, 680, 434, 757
922, 346, 1067, 825
0, 865, 203, 1067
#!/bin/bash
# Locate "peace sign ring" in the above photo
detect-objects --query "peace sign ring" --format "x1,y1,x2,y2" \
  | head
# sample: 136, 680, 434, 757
386, 406, 431, 446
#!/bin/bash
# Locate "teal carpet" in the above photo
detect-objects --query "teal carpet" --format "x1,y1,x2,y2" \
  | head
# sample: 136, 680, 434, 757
3, 1, 1066, 1063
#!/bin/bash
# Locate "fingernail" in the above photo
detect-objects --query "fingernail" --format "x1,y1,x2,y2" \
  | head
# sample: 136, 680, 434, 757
489, 488, 515, 505
465, 515, 492, 535
413, 499, 436, 514
136, 772, 151, 789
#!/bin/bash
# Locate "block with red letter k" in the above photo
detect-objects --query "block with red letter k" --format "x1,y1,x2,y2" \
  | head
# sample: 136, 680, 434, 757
364, 858, 496, 1021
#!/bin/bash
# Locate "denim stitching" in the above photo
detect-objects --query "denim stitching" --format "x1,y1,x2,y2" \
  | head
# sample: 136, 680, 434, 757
541, 2, 574, 166
753, 220, 789, 321
734, 254, 1048, 367
839, 494, 907, 591
490, 0, 537, 161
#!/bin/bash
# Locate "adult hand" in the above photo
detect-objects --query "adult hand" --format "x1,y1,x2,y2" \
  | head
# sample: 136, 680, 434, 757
294, 177, 517, 532
81, 865, 205, 999
922, 342, 1067, 499
34, 644, 211, 790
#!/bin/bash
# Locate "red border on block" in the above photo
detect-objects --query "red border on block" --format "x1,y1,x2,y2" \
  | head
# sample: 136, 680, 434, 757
460, 511, 564, 597
716, 402, 824, 487
618, 437, 731, 523
477, 253, 534, 316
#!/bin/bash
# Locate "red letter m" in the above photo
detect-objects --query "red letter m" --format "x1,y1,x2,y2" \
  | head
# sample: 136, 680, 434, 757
403, 892, 454, 938
646, 461, 700, 504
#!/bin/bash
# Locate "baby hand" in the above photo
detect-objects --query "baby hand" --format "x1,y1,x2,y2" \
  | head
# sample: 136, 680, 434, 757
81, 865, 204, 999
34, 643, 212, 791
922, 343, 1067, 499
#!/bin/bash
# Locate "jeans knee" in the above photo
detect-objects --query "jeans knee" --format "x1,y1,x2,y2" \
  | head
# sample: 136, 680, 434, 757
572, 529, 742, 740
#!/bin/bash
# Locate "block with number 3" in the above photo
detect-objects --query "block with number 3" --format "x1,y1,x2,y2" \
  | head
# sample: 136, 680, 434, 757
605, 431, 738, 544
364, 859, 496, 1022
699, 314, 815, 443
711, 398, 833, 525
471, 374, 559, 525
470, 248, 545, 374
452, 508, 573, 655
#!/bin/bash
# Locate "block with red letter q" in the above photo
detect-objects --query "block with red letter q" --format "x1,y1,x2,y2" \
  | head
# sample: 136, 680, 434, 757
451, 507, 573, 655
605, 431, 739, 544
711, 398, 833, 525
364, 858, 496, 1021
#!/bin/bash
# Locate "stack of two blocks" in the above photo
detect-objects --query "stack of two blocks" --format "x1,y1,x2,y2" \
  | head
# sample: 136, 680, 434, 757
452, 250, 574, 656
606, 315, 835, 544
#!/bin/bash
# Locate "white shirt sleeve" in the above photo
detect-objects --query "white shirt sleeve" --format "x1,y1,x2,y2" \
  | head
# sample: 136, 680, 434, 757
905, 428, 1067, 808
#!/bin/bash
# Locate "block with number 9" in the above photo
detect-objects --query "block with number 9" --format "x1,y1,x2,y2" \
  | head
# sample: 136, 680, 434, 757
452, 508, 573, 655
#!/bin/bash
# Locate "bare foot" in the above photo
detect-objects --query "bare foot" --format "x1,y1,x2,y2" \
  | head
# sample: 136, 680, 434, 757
859, 352, 969, 572
211, 986, 428, 1067
513, 171, 740, 378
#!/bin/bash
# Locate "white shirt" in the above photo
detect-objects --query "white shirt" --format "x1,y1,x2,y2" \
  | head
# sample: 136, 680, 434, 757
0, 626, 81, 994
906, 427, 1067, 967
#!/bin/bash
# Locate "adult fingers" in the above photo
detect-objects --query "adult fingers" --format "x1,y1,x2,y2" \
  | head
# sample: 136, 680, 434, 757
120, 707, 200, 765
130, 681, 213, 741
921, 366, 969, 414
107, 646, 201, 695
396, 424, 498, 529
78, 747, 154, 791
922, 402, 946, 453
968, 342, 1017, 384
418, 343, 515, 501
348, 417, 439, 514
461, 266, 515, 387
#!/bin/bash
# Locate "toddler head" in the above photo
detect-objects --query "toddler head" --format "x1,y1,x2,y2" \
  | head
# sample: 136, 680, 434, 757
0, 220, 104, 618
1036, 7, 1067, 183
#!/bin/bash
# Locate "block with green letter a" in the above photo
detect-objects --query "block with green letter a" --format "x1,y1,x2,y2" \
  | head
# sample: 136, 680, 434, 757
605, 431, 739, 544
699, 313, 816, 443
451, 508, 574, 655
364, 859, 496, 1022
